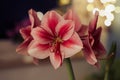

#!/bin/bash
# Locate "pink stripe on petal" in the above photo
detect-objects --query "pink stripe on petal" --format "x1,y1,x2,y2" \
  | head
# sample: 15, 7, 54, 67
16, 37, 32, 55
50, 52, 62, 69
28, 40, 50, 59
92, 27, 106, 57
31, 27, 53, 44
64, 9, 81, 32
20, 26, 31, 40
83, 38, 97, 65
89, 11, 99, 33
28, 9, 34, 28
28, 9, 41, 27
41, 11, 63, 35
56, 20, 74, 40
61, 32, 83, 58
89, 34, 94, 46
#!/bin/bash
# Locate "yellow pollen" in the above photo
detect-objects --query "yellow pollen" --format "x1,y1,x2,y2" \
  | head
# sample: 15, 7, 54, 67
55, 37, 63, 43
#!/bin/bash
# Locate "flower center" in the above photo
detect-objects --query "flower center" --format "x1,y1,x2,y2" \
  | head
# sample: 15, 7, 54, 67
54, 37, 63, 43
50, 37, 63, 53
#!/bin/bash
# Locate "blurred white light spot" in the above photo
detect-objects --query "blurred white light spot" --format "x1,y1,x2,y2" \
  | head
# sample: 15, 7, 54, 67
104, 19, 111, 26
99, 10, 106, 17
87, 0, 94, 3
87, 4, 94, 11
106, 13, 114, 21
100, 0, 108, 3
105, 4, 115, 12
100, 0, 116, 3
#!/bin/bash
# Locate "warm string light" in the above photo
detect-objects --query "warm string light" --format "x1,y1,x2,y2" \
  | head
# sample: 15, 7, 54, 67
59, 0, 70, 6
86, 0, 120, 27
87, 0, 94, 3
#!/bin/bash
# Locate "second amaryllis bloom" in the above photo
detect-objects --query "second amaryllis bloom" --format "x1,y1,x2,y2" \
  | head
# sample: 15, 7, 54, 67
64, 10, 106, 67
16, 9, 43, 64
28, 10, 83, 69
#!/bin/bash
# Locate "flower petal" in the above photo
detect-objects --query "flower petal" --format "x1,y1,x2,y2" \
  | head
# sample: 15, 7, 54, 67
93, 42, 106, 58
64, 9, 81, 31
89, 34, 94, 46
92, 27, 106, 57
28, 9, 41, 28
83, 38, 97, 65
61, 32, 83, 58
41, 10, 63, 35
37, 12, 43, 21
28, 40, 50, 59
50, 52, 62, 69
78, 25, 88, 37
89, 11, 99, 33
16, 37, 32, 55
93, 27, 102, 42
20, 26, 31, 39
56, 20, 74, 40
31, 27, 53, 44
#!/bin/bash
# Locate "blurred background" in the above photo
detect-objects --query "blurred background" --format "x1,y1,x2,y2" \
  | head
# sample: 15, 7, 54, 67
0, 0, 120, 80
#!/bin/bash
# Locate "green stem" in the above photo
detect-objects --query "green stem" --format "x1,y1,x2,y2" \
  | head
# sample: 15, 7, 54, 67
104, 65, 109, 80
65, 58, 75, 80
104, 42, 117, 80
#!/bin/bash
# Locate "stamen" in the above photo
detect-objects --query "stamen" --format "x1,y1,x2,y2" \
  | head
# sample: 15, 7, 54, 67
49, 36, 62, 53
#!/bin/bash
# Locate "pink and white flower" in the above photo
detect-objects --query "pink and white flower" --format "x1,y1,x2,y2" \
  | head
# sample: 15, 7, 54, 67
64, 10, 106, 66
28, 10, 83, 69
16, 9, 43, 64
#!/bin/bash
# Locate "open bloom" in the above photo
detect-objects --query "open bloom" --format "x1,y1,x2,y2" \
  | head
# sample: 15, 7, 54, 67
28, 10, 83, 69
16, 9, 43, 63
64, 10, 106, 66
81, 12, 106, 66
88, 12, 106, 62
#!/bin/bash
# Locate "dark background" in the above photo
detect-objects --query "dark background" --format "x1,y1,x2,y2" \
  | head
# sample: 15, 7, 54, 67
0, 0, 57, 38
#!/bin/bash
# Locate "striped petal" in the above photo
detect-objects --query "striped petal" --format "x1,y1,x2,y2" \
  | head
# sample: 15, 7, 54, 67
28, 9, 41, 28
31, 27, 53, 44
61, 32, 83, 58
64, 9, 81, 31
83, 38, 97, 65
93, 27, 106, 57
16, 37, 32, 55
20, 26, 31, 40
50, 52, 62, 69
28, 40, 50, 59
55, 20, 74, 40
89, 11, 99, 33
41, 10, 63, 35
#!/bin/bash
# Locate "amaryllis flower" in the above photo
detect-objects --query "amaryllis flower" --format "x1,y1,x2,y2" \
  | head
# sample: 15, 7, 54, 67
64, 10, 106, 66
88, 12, 106, 61
28, 10, 83, 69
81, 12, 106, 67
16, 9, 43, 63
